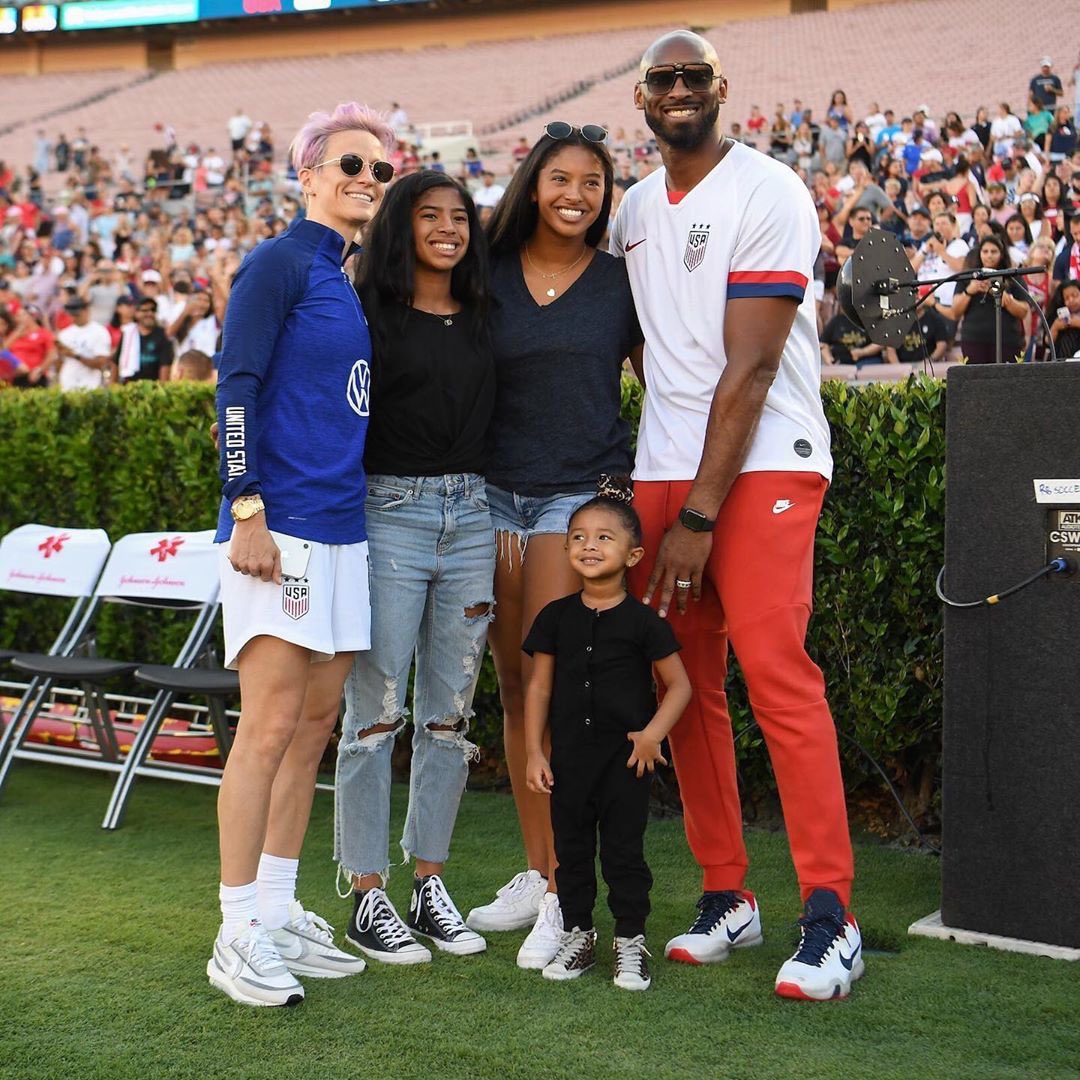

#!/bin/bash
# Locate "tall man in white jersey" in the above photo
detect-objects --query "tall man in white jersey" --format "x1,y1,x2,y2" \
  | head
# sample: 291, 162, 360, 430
610, 30, 863, 1001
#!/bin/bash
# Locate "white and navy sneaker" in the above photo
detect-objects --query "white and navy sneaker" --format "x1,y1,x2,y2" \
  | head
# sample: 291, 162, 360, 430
207, 919, 305, 1007
466, 869, 548, 931
613, 935, 652, 991
407, 874, 487, 955
665, 890, 763, 964
269, 900, 367, 979
516, 891, 564, 970
775, 889, 864, 1001
542, 926, 597, 982
346, 886, 432, 965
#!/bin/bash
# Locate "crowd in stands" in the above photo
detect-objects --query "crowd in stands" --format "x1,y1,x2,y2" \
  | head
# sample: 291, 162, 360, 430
2, 50, 1080, 388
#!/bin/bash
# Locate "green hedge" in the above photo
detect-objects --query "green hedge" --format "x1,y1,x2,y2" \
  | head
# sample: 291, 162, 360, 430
0, 377, 946, 829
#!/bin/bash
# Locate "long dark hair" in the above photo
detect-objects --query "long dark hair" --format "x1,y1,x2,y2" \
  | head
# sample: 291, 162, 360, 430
356, 170, 490, 350
486, 130, 614, 256
969, 232, 1012, 270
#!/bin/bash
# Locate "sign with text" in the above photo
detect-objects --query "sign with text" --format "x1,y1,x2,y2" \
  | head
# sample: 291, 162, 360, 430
59, 0, 197, 29
198, 0, 424, 20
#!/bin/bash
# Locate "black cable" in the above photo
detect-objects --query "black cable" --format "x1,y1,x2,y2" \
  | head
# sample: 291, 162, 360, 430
935, 558, 1070, 608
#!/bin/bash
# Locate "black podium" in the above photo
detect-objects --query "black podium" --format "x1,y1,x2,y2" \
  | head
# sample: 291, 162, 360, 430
942, 363, 1080, 949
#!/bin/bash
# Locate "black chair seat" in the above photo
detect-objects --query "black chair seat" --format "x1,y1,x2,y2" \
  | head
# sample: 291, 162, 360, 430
134, 665, 239, 696
10, 653, 138, 682
0, 648, 16, 661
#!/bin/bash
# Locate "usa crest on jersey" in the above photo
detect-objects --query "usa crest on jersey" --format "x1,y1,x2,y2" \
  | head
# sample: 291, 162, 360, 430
684, 224, 710, 272
282, 582, 310, 620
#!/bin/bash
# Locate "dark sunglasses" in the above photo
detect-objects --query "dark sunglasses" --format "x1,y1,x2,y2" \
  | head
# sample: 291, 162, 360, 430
543, 121, 608, 144
313, 154, 395, 184
639, 62, 721, 95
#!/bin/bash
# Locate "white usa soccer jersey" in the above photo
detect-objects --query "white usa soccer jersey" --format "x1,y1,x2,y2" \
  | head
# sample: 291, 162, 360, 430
610, 140, 832, 482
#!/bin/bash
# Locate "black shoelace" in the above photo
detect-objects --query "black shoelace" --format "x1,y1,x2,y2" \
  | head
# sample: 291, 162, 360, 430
688, 890, 741, 934
791, 910, 846, 968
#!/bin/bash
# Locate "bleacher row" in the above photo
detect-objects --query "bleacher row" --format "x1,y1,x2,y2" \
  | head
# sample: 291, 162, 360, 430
0, 523, 240, 830
0, 0, 1068, 176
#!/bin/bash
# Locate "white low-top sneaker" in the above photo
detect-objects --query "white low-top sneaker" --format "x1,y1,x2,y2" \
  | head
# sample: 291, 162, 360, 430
775, 889, 864, 1001
613, 935, 652, 991
466, 869, 548, 931
665, 890, 763, 965
269, 900, 367, 978
516, 891, 563, 970
207, 920, 305, 1007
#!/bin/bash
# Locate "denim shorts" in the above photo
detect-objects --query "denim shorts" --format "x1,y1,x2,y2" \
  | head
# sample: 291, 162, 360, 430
487, 483, 596, 542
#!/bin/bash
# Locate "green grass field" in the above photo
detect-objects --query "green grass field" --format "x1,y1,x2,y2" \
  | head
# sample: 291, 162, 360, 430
1, 765, 1076, 1080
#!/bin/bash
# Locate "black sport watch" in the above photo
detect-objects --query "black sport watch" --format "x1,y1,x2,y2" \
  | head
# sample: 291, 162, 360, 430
678, 507, 716, 533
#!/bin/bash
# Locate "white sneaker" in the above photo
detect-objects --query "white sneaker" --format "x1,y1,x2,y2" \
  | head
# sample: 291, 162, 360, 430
775, 889, 864, 1001
516, 891, 563, 970
207, 920, 305, 1007
613, 935, 652, 991
665, 890, 763, 965
541, 926, 596, 982
269, 899, 367, 979
466, 869, 548, 931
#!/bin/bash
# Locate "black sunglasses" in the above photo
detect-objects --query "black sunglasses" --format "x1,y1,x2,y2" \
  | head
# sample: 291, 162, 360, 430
313, 154, 395, 184
543, 121, 608, 144
639, 62, 721, 95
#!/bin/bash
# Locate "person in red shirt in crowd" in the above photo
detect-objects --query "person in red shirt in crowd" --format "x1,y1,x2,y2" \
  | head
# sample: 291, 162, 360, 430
4, 303, 55, 388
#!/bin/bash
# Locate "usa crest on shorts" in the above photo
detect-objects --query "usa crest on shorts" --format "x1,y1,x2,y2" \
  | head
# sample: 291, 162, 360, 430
684, 223, 710, 272
282, 582, 310, 620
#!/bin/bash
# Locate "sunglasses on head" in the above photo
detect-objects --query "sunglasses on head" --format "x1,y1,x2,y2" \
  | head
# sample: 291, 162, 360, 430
639, 62, 721, 95
313, 154, 395, 184
543, 122, 608, 144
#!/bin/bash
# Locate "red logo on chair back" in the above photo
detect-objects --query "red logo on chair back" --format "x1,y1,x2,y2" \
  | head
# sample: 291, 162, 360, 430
38, 534, 71, 559
149, 537, 186, 562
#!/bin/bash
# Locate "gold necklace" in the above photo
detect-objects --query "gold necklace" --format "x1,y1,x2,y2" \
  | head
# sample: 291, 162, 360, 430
524, 243, 587, 298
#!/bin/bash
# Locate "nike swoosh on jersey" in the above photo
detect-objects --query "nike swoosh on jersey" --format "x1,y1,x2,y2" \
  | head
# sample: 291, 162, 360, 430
625, 238, 647, 252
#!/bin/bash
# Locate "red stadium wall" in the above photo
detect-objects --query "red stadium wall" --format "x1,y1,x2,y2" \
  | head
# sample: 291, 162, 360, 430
0, 0, 885, 76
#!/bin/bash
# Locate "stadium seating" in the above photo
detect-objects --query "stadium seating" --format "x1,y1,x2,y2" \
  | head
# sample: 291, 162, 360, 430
0, 0, 1062, 176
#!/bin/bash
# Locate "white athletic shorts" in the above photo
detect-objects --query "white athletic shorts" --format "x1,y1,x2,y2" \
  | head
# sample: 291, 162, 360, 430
218, 538, 371, 669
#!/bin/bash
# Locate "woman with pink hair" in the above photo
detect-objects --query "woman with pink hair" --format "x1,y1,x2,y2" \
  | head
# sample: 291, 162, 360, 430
208, 102, 395, 1008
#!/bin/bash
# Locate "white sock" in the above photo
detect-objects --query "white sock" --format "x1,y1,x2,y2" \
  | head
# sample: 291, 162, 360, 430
257, 853, 299, 931
219, 881, 259, 941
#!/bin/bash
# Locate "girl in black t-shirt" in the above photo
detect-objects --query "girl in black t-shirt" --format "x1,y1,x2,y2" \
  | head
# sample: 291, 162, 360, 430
463, 127, 644, 967
335, 172, 496, 963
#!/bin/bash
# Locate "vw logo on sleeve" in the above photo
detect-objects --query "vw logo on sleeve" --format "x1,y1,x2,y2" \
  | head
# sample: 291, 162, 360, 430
346, 357, 371, 417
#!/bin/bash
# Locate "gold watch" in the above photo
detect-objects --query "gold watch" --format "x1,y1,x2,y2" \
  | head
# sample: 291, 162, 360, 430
230, 494, 265, 522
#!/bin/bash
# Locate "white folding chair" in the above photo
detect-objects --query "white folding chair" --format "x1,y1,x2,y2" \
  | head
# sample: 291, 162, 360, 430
0, 524, 112, 775
0, 530, 220, 801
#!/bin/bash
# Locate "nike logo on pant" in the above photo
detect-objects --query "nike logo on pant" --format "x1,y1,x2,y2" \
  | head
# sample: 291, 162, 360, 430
772, 500, 795, 514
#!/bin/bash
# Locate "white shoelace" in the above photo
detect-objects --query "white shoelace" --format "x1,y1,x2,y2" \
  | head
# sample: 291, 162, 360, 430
497, 871, 533, 899
533, 896, 562, 936
243, 924, 285, 969
358, 888, 415, 949
614, 935, 651, 977
424, 877, 468, 935
553, 928, 593, 967
296, 909, 336, 947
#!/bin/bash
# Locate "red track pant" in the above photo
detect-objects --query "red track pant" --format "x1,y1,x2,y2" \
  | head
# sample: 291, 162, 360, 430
629, 473, 854, 906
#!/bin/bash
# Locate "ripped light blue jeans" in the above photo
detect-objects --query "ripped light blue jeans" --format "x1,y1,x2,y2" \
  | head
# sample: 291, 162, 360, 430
334, 474, 495, 881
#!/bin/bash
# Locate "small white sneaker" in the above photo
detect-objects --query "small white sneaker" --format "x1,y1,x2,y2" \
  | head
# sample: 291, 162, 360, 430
269, 900, 367, 979
665, 890, 763, 965
613, 935, 652, 991
466, 869, 548, 931
516, 891, 563, 970
207, 920, 305, 1007
775, 889, 864, 1001
541, 927, 596, 982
